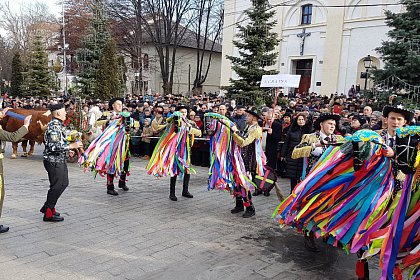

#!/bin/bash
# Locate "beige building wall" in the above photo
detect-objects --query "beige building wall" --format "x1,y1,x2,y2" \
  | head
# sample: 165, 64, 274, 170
221, 0, 403, 96
125, 45, 221, 96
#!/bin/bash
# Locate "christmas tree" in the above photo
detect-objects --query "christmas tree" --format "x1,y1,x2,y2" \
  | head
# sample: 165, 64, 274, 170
77, 0, 112, 98
10, 52, 24, 97
96, 38, 121, 100
24, 36, 52, 97
224, 0, 279, 106
374, 0, 420, 86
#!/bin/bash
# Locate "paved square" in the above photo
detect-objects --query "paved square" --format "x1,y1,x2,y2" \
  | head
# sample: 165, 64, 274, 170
0, 145, 381, 279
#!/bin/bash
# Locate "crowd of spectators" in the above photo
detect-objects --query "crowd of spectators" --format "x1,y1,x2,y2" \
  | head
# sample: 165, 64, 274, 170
2, 91, 419, 175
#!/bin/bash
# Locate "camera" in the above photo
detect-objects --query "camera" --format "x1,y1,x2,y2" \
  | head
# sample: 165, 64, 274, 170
173, 115, 179, 133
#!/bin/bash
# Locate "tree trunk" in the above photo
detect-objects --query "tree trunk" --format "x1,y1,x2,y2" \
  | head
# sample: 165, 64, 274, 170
162, 83, 172, 95
192, 86, 202, 95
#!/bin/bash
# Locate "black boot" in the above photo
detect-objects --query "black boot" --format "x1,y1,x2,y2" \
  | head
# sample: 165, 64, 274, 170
118, 172, 129, 191
107, 186, 118, 196
252, 189, 262, 196
118, 181, 129, 191
43, 208, 64, 222
0, 225, 9, 233
107, 174, 118, 196
304, 231, 320, 252
118, 179, 129, 192
242, 205, 255, 218
231, 197, 244, 213
182, 174, 193, 198
169, 176, 177, 201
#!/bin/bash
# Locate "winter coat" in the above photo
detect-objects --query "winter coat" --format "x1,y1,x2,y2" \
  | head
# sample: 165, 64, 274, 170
264, 120, 281, 169
281, 123, 313, 179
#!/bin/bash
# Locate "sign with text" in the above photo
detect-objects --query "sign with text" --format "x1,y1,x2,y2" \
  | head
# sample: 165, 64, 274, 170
260, 74, 301, 88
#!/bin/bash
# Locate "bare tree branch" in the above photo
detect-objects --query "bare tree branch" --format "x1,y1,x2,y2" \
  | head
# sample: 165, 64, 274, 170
0, 1, 57, 55
108, 0, 197, 95
190, 0, 223, 93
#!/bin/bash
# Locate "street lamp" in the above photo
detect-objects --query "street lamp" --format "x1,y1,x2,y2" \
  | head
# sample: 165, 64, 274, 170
188, 64, 191, 93
61, 1, 69, 97
363, 55, 372, 91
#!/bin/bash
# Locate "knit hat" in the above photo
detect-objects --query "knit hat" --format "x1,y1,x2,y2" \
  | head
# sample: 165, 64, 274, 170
352, 115, 367, 126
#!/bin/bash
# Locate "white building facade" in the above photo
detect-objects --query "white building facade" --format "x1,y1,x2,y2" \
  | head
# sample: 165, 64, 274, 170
125, 45, 222, 96
221, 0, 403, 96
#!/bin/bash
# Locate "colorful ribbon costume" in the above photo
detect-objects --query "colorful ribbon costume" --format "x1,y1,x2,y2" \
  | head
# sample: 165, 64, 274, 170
146, 112, 195, 177
205, 112, 254, 193
274, 128, 420, 279
273, 130, 394, 247
363, 126, 420, 280
78, 113, 131, 178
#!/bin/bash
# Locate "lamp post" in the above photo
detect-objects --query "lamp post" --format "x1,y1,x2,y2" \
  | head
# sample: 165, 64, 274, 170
188, 64, 191, 93
61, 1, 69, 97
363, 55, 372, 91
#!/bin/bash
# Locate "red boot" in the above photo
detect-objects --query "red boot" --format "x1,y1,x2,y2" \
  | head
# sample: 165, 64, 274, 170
43, 208, 64, 222
356, 259, 369, 280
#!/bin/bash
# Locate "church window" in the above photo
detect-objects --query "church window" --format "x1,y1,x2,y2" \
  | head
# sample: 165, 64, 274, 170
301, 4, 312, 25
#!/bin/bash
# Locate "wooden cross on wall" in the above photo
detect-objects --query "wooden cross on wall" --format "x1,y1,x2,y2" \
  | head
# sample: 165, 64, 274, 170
297, 28, 311, 56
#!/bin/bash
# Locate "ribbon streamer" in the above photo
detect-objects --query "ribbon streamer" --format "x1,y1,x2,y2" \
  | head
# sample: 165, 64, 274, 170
79, 117, 131, 178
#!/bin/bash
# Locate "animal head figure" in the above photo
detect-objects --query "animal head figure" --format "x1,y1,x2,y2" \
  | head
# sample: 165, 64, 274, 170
166, 111, 182, 133
396, 126, 420, 174
340, 129, 385, 171
204, 115, 217, 135
203, 112, 234, 135
66, 130, 82, 143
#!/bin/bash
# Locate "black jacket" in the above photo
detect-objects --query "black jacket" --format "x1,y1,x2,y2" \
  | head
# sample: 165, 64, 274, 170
264, 120, 281, 169
281, 121, 313, 179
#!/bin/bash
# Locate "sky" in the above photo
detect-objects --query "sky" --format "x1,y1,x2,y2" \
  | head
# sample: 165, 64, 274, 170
0, 0, 62, 36
2, 0, 62, 16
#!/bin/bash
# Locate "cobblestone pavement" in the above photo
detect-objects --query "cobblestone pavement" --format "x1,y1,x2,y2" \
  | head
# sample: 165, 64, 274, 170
0, 145, 381, 280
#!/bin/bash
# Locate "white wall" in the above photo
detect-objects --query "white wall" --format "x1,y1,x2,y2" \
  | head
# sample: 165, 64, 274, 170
125, 46, 221, 96
221, 0, 403, 96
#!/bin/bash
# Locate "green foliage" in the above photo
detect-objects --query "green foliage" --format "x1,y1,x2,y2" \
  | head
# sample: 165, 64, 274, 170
362, 89, 418, 111
77, 0, 111, 98
10, 52, 24, 96
24, 36, 53, 97
1, 81, 10, 95
224, 0, 279, 106
96, 38, 121, 100
373, 0, 420, 86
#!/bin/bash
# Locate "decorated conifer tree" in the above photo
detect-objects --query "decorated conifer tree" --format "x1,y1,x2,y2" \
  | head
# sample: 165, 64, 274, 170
96, 38, 121, 100
77, 0, 113, 98
224, 0, 279, 106
373, 0, 420, 86
25, 36, 52, 97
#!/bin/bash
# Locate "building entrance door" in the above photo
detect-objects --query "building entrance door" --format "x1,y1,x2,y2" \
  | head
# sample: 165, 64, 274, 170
294, 59, 313, 94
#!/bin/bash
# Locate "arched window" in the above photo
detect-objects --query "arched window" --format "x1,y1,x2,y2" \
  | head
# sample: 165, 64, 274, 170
301, 4, 312, 25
